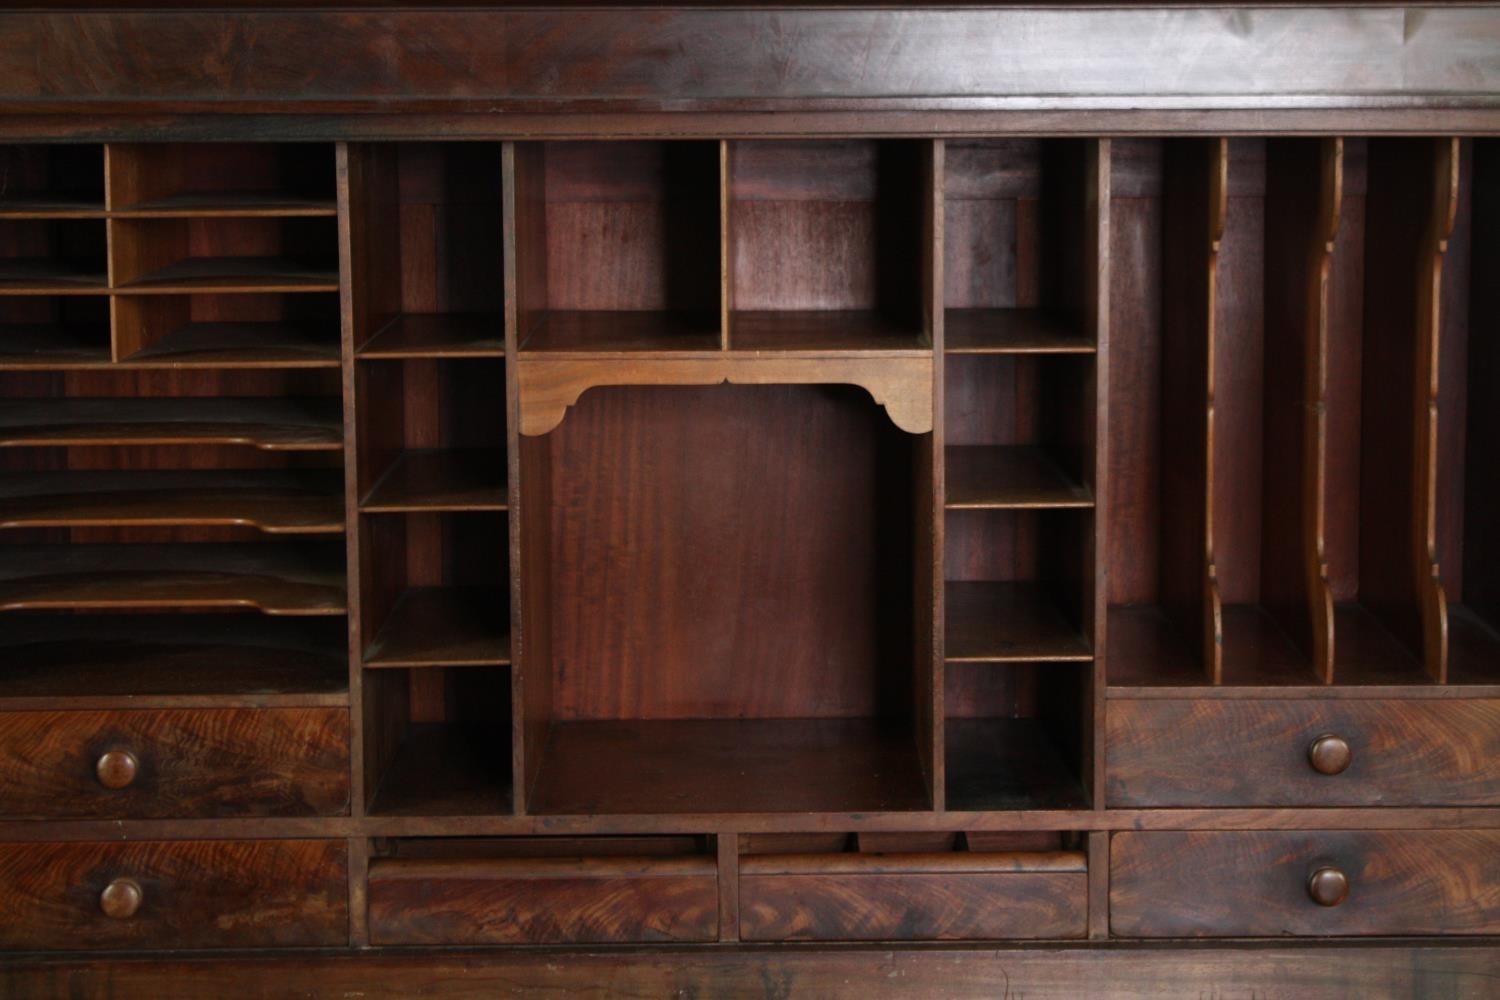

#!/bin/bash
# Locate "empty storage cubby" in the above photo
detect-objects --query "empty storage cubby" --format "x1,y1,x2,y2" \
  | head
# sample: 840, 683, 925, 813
367, 836, 719, 944
347, 143, 504, 359
518, 382, 935, 815
0, 296, 111, 367
109, 216, 339, 293
1439, 138, 1500, 684
363, 664, 513, 816
944, 139, 1099, 354
110, 293, 342, 368
1108, 138, 1344, 687
0, 145, 105, 216
738, 831, 1088, 940
727, 140, 931, 351
1324, 138, 1454, 683
0, 218, 107, 293
104, 143, 335, 216
944, 353, 1097, 665
512, 141, 721, 352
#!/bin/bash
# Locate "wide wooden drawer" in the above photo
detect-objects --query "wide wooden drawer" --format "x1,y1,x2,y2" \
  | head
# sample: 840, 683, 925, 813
1111, 830, 1500, 937
1106, 698, 1500, 807
0, 839, 348, 950
739, 851, 1088, 941
367, 855, 720, 945
0, 708, 350, 818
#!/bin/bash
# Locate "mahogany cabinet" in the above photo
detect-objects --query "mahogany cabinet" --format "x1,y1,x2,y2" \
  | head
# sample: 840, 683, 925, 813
1, 3, 1498, 997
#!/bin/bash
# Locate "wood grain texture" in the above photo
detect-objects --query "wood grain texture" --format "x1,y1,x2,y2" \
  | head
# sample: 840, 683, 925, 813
368, 855, 718, 944
1106, 698, 1500, 807
3, 945, 1500, 1000
0, 707, 349, 818
740, 852, 1087, 941
1111, 830, 1500, 937
0, 839, 348, 950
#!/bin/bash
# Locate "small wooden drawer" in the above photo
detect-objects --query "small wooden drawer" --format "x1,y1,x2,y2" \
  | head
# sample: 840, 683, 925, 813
0, 839, 348, 950
0, 708, 350, 819
367, 855, 720, 945
1106, 698, 1500, 807
739, 851, 1089, 941
1111, 830, 1500, 938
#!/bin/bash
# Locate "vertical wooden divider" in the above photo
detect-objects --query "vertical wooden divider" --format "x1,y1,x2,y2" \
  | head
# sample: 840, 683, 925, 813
336, 140, 370, 945
1419, 139, 1460, 683
506, 142, 555, 812
1160, 140, 1225, 683
719, 140, 732, 350
1087, 138, 1110, 806
924, 139, 945, 812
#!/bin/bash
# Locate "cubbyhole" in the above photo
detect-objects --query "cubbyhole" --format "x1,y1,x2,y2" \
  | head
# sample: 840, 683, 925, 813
105, 143, 335, 216
365, 665, 513, 816
360, 512, 510, 668
727, 139, 929, 351
110, 217, 338, 293
944, 351, 1095, 663
0, 613, 346, 708
0, 219, 107, 293
349, 143, 504, 360
1325, 138, 1451, 683
355, 358, 507, 513
519, 383, 933, 815
0, 145, 105, 216
111, 293, 340, 368
0, 296, 111, 367
1444, 138, 1500, 684
944, 662, 1090, 811
512, 141, 721, 352
944, 139, 1097, 354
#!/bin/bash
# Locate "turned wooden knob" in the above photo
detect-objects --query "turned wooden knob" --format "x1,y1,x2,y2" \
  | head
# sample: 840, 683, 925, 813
95, 750, 139, 789
1307, 734, 1351, 775
1307, 867, 1350, 907
100, 878, 142, 919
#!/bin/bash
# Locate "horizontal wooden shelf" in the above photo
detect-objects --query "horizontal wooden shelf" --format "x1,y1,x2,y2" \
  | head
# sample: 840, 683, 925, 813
0, 325, 110, 368
362, 450, 507, 513
1334, 603, 1431, 685
110, 193, 337, 218
0, 469, 344, 534
528, 718, 930, 816
114, 257, 339, 294
1106, 604, 1321, 689
0, 615, 347, 709
369, 724, 513, 817
945, 309, 1094, 355
0, 198, 105, 219
120, 323, 341, 369
728, 310, 928, 355
0, 259, 108, 295
0, 542, 347, 615
358, 314, 504, 359
0, 396, 343, 451
945, 718, 1089, 812
365, 587, 511, 668
945, 445, 1092, 509
945, 581, 1092, 663
521, 310, 720, 354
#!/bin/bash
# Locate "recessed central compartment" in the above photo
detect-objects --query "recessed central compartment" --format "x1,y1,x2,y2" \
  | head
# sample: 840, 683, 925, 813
521, 382, 933, 814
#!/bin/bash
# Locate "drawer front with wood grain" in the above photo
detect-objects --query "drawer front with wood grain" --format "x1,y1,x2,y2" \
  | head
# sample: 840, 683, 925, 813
1111, 830, 1500, 938
740, 852, 1089, 941
1106, 698, 1500, 807
367, 856, 720, 945
0, 708, 350, 819
0, 840, 349, 951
